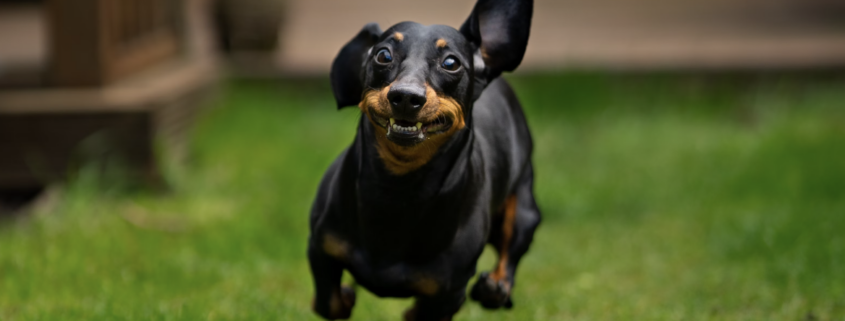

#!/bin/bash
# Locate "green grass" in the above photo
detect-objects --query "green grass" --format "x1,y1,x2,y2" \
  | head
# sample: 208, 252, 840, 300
1, 73, 844, 320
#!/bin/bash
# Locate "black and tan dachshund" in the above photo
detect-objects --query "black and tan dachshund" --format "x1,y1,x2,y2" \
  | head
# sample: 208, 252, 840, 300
309, 0, 540, 319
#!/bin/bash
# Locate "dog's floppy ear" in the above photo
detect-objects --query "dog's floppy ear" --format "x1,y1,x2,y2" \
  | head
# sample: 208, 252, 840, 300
330, 23, 383, 109
460, 0, 533, 81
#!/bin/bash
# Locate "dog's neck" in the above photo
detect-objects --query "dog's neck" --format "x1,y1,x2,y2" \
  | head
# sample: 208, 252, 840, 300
348, 117, 477, 261
355, 117, 474, 197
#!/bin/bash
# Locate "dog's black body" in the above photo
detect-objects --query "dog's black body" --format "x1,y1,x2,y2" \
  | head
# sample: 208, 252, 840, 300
309, 1, 540, 320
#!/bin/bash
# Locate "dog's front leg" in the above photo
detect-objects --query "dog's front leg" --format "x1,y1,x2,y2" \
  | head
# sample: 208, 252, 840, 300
308, 244, 355, 320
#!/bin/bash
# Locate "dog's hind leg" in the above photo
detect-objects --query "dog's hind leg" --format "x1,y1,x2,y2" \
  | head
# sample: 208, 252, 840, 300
470, 165, 542, 309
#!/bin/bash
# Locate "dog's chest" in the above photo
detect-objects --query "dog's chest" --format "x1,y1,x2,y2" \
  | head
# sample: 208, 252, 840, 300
354, 203, 462, 260
356, 179, 468, 241
344, 244, 465, 298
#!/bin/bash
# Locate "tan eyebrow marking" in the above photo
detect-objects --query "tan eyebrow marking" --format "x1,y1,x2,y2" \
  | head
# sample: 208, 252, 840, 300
394, 32, 404, 42
436, 38, 448, 48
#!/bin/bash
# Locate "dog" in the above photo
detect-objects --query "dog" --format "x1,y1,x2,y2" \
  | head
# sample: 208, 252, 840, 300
309, 0, 540, 319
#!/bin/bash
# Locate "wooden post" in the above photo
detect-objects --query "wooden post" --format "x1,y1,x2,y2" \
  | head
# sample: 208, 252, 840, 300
47, 0, 181, 87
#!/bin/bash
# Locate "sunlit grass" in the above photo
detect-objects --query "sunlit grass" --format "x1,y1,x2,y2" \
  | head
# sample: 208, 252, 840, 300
1, 73, 843, 320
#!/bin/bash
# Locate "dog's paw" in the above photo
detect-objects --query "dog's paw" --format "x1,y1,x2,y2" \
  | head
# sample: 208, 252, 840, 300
469, 272, 513, 309
313, 286, 356, 320
402, 305, 418, 321
338, 286, 356, 314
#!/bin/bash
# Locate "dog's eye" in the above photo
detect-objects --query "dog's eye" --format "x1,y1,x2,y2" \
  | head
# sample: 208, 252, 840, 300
441, 56, 460, 71
375, 49, 393, 64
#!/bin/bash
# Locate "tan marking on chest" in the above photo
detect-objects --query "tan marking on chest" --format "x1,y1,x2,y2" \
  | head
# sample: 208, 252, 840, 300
411, 275, 440, 296
322, 233, 350, 261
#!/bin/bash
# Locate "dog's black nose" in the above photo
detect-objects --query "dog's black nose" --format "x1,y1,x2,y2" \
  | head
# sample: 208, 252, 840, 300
387, 84, 427, 118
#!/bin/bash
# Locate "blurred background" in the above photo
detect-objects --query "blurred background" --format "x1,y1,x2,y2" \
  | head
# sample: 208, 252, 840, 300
1, 0, 843, 319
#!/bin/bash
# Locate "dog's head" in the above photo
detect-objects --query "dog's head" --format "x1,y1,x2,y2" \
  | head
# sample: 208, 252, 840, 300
330, 0, 532, 175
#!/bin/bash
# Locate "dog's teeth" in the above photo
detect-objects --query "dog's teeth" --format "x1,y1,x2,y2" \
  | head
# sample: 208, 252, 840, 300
388, 123, 426, 134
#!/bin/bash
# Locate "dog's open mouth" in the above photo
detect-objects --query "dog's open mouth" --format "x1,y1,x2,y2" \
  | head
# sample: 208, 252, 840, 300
370, 113, 452, 146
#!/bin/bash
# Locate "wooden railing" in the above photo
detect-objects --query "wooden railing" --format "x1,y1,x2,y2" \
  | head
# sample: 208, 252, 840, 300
48, 0, 182, 87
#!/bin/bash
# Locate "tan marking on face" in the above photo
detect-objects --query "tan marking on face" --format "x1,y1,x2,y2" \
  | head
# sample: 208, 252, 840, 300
411, 275, 440, 296
436, 38, 448, 48
490, 194, 517, 292
322, 233, 350, 261
359, 84, 466, 175
481, 47, 490, 61
394, 32, 404, 42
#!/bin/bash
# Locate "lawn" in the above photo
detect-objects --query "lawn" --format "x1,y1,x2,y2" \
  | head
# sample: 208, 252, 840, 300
1, 73, 844, 320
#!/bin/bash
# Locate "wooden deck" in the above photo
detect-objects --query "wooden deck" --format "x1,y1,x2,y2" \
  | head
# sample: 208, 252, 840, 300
0, 1, 217, 190
274, 0, 845, 73
3, 0, 845, 77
